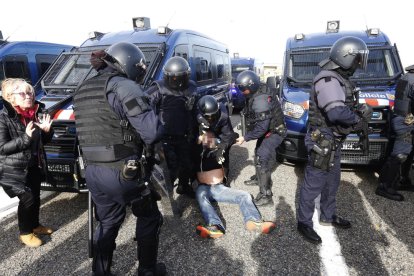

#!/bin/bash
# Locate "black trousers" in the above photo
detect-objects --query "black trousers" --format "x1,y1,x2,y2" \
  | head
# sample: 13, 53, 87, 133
17, 166, 42, 235
86, 165, 163, 275
162, 136, 192, 186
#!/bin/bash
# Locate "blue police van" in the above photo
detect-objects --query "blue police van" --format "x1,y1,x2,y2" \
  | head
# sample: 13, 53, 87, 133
0, 31, 73, 92
229, 55, 255, 110
277, 22, 403, 165
37, 17, 232, 192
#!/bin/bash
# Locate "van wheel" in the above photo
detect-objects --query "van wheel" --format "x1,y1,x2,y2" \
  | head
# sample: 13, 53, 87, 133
276, 153, 284, 164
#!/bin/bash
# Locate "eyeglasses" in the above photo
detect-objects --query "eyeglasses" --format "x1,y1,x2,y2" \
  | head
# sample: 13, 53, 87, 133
12, 91, 34, 98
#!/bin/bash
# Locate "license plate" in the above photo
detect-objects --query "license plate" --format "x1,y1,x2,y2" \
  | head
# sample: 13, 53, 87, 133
341, 142, 360, 151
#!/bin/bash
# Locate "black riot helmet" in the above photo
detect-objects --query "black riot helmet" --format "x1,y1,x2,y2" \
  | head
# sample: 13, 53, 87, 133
198, 95, 221, 124
235, 70, 260, 94
104, 42, 147, 84
320, 36, 369, 74
163, 56, 191, 90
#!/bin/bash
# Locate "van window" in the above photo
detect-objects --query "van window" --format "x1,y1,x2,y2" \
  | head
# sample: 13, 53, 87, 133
194, 50, 212, 82
36, 54, 59, 76
216, 54, 224, 79
288, 47, 400, 82
0, 61, 5, 82
3, 56, 31, 81
288, 50, 328, 81
174, 45, 189, 61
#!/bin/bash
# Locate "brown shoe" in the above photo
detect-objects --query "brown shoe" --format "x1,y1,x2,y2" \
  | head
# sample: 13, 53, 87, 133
246, 220, 276, 234
19, 233, 42, 247
33, 225, 53, 235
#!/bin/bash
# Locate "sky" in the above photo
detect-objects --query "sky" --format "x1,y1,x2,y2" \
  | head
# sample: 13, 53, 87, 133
1, 0, 413, 69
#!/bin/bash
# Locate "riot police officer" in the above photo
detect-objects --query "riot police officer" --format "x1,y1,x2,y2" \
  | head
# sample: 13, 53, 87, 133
235, 70, 286, 206
377, 65, 414, 201
74, 42, 165, 275
146, 56, 197, 196
196, 95, 239, 183
297, 36, 372, 244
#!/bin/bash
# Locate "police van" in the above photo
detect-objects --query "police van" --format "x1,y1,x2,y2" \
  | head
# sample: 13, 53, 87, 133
277, 21, 403, 165
0, 31, 73, 92
37, 17, 232, 192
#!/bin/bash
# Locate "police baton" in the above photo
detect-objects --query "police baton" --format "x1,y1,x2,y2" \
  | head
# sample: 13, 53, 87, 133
88, 191, 94, 258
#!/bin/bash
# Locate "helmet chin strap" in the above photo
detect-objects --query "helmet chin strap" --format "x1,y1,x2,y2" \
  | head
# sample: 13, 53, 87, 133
335, 67, 354, 79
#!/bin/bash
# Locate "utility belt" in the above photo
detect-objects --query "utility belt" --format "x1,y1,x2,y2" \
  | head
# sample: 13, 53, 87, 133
309, 129, 339, 171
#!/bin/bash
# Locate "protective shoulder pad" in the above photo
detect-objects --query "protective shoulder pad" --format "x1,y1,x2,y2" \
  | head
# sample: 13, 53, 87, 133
116, 79, 151, 116
314, 70, 345, 86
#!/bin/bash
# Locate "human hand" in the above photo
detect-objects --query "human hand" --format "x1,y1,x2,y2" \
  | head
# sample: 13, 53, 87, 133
236, 136, 245, 145
25, 121, 35, 137
35, 114, 53, 133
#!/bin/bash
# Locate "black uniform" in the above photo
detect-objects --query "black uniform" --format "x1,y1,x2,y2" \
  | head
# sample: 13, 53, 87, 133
146, 79, 197, 194
377, 65, 414, 201
243, 85, 286, 206
298, 70, 360, 228
74, 68, 163, 275
296, 36, 370, 244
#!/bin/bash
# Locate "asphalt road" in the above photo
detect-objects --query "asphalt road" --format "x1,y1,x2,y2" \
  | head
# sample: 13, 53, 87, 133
0, 113, 413, 276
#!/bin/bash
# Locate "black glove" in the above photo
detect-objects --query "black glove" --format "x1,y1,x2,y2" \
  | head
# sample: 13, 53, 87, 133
197, 114, 210, 132
357, 103, 373, 121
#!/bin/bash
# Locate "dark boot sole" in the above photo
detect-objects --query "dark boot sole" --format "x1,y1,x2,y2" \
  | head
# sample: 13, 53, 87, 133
297, 229, 322, 244
375, 189, 404, 201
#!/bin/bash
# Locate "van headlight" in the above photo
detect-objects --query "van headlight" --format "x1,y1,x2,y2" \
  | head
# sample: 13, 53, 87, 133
283, 101, 305, 119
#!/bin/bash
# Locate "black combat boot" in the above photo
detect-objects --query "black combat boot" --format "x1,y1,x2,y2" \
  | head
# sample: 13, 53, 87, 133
137, 237, 166, 276
176, 178, 195, 198
376, 157, 404, 201
137, 263, 167, 276
92, 248, 114, 276
376, 182, 404, 201
244, 174, 258, 186
254, 170, 273, 206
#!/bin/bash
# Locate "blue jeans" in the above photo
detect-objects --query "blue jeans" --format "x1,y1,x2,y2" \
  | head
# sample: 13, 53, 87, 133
195, 183, 262, 230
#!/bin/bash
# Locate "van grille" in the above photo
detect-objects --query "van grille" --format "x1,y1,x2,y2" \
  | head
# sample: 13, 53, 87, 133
42, 120, 83, 192
341, 139, 388, 165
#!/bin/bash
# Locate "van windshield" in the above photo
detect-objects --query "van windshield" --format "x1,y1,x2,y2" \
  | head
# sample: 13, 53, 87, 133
41, 43, 164, 94
287, 47, 400, 83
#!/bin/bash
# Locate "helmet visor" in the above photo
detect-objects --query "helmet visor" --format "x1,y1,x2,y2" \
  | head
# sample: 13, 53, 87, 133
165, 74, 189, 90
237, 83, 249, 92
352, 49, 369, 70
204, 110, 220, 125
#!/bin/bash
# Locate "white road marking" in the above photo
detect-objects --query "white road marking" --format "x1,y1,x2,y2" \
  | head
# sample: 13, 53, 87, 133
313, 195, 349, 276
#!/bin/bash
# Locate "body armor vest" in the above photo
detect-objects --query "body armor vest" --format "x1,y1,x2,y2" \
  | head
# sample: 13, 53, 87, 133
244, 89, 285, 132
74, 72, 141, 164
308, 70, 355, 135
153, 80, 197, 136
394, 73, 414, 117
